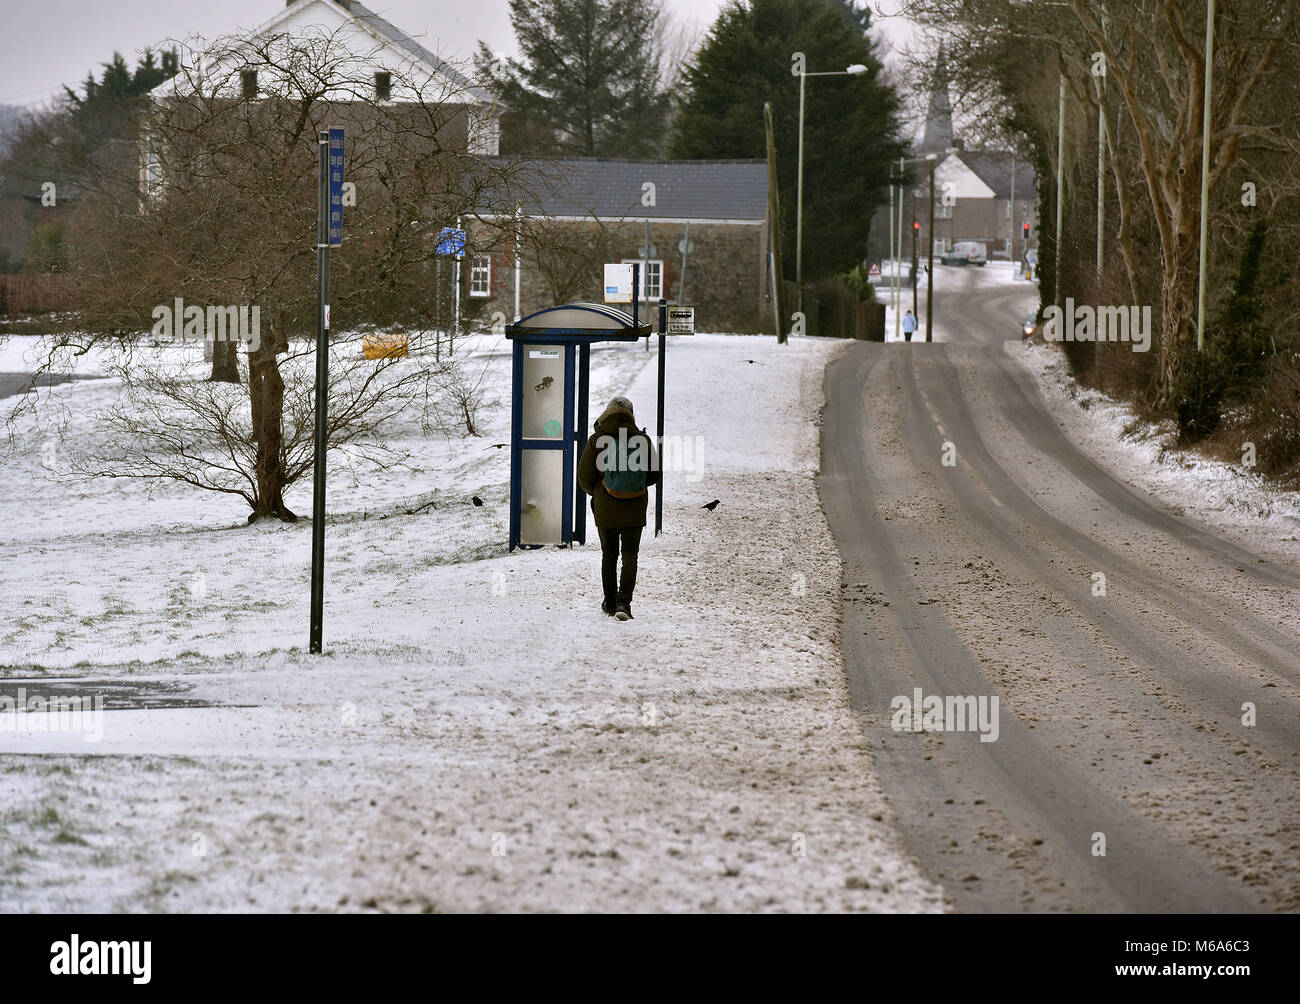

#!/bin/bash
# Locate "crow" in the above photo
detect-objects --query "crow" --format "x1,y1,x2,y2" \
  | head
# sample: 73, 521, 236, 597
485, 443, 507, 450
745, 359, 756, 364
701, 499, 721, 511
472, 495, 484, 507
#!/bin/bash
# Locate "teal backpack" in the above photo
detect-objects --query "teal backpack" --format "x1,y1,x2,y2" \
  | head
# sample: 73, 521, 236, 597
602, 428, 649, 497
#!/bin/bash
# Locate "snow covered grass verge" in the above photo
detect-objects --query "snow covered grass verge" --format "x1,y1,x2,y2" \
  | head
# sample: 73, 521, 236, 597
1006, 339, 1300, 558
0, 332, 944, 913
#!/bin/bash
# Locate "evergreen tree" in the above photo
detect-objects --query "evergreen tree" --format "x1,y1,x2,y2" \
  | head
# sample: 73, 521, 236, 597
670, 0, 904, 281
476, 0, 672, 157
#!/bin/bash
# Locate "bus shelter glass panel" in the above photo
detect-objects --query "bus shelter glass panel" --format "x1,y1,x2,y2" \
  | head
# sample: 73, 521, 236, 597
521, 345, 566, 440
520, 448, 564, 545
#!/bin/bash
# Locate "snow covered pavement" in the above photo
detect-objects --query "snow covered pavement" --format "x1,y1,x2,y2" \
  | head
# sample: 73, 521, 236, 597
0, 332, 945, 912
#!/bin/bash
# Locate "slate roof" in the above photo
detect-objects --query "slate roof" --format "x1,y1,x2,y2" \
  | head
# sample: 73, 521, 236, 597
959, 151, 1037, 201
337, 1, 492, 103
499, 159, 770, 222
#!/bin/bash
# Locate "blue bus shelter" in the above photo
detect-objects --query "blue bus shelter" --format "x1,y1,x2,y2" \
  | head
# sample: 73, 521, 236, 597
505, 303, 650, 551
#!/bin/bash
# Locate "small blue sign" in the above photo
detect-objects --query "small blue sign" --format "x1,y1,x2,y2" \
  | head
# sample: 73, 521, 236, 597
436, 227, 467, 257
328, 128, 344, 246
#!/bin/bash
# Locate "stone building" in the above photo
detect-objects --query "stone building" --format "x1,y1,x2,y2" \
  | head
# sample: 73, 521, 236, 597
463, 159, 773, 335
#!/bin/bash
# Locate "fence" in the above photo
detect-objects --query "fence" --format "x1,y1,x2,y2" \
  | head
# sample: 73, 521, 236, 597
0, 274, 74, 315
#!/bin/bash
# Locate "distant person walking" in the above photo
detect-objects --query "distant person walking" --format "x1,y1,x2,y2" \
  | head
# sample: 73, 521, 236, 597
578, 396, 660, 621
902, 309, 917, 342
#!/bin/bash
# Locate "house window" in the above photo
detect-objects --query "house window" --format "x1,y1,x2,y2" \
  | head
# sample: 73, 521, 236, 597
241, 70, 258, 99
935, 203, 953, 219
469, 255, 491, 298
374, 71, 391, 101
622, 259, 663, 299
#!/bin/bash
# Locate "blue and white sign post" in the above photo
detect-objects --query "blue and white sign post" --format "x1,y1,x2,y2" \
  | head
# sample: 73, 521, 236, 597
435, 227, 466, 357
310, 128, 343, 653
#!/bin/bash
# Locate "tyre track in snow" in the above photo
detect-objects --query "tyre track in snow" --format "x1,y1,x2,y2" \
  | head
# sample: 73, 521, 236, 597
818, 267, 1298, 911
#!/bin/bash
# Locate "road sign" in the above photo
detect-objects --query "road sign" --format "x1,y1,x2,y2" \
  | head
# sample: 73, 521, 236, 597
665, 305, 695, 334
604, 263, 634, 303
867, 261, 882, 284
678, 238, 694, 255
327, 129, 344, 246
436, 227, 466, 257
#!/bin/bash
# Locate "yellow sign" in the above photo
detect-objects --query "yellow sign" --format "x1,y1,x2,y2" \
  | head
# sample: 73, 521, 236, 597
362, 331, 409, 359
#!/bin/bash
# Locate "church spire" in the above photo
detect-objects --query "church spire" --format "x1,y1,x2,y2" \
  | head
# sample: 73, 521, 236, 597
915, 44, 954, 155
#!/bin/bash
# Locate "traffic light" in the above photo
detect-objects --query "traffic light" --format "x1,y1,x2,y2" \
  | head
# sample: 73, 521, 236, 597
913, 221, 920, 233
1022, 222, 1030, 240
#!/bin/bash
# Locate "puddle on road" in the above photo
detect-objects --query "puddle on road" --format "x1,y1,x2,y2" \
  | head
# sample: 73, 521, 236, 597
0, 678, 242, 711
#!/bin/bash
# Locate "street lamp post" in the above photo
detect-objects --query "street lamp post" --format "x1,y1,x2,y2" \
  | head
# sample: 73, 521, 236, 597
1195, 0, 1217, 352
796, 63, 867, 315
925, 152, 937, 342
911, 192, 919, 318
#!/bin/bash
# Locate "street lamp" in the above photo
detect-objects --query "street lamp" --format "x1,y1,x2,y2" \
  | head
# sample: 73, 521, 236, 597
1195, 0, 1216, 351
796, 63, 867, 313
925, 152, 937, 342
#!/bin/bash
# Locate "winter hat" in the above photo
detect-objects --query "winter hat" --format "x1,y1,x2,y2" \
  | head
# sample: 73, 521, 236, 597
598, 395, 635, 424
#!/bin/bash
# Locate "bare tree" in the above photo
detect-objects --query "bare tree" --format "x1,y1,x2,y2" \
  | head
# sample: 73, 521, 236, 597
901, 0, 1299, 401
15, 24, 542, 521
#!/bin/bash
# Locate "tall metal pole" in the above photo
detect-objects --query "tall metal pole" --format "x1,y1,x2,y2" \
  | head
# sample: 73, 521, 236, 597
513, 203, 521, 321
643, 219, 651, 352
655, 301, 666, 538
925, 156, 936, 342
911, 189, 919, 319
796, 69, 806, 315
1196, 0, 1217, 352
895, 157, 905, 340
678, 220, 690, 303
1055, 72, 1065, 306
888, 164, 895, 319
453, 214, 461, 354
309, 131, 331, 654
1096, 76, 1106, 277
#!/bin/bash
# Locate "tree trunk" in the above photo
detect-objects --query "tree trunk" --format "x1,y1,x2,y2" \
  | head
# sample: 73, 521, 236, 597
209, 339, 240, 383
1159, 235, 1199, 402
247, 310, 296, 522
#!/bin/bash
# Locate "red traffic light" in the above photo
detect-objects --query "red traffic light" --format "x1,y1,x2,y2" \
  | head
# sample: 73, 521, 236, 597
1022, 223, 1030, 236
913, 221, 920, 232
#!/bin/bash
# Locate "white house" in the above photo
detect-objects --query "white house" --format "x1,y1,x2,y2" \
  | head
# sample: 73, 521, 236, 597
146, 0, 500, 154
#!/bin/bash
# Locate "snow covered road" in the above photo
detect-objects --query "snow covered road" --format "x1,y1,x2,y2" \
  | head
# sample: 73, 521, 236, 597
819, 264, 1300, 911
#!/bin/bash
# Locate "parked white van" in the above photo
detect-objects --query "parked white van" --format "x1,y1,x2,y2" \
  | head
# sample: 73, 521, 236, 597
941, 241, 987, 266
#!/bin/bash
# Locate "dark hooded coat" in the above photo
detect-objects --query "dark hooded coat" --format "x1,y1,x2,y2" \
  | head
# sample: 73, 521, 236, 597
577, 401, 661, 529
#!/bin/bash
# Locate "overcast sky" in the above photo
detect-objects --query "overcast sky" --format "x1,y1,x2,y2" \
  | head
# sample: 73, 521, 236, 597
0, 0, 924, 118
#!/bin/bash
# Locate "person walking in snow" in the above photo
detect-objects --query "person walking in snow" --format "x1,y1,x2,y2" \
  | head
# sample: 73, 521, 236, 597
578, 395, 660, 621
902, 309, 917, 342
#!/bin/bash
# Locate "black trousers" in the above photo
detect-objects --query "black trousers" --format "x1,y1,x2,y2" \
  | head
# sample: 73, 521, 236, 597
597, 526, 642, 606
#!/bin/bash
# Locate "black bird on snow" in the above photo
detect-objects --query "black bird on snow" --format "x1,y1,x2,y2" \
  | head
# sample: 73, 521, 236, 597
745, 359, 756, 364
485, 443, 507, 450
701, 499, 721, 511
472, 495, 484, 507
